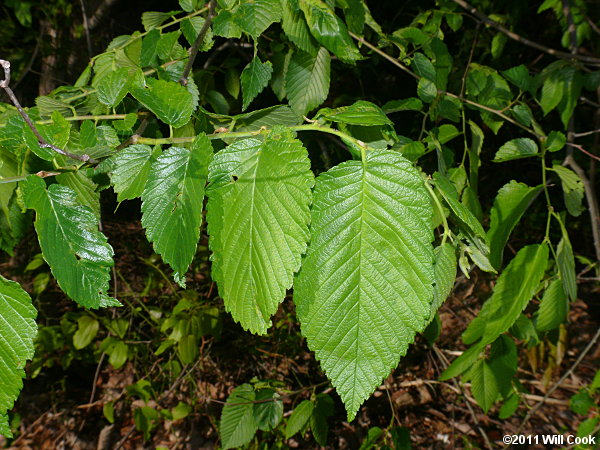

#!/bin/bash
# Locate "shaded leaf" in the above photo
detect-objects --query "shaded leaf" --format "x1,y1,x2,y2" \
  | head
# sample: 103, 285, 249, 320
220, 384, 257, 449
241, 57, 273, 111
536, 279, 568, 332
286, 47, 330, 116
494, 138, 538, 162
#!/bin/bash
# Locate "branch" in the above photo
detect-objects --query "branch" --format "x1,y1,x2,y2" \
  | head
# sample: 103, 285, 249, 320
179, 0, 217, 86
450, 0, 600, 65
0, 59, 97, 164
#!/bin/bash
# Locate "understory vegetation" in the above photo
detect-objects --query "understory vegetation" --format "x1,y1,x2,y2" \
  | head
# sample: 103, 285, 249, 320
0, 0, 599, 448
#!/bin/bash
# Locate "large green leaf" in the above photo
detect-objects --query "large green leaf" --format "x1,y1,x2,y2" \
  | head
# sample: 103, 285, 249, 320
22, 176, 116, 309
234, 0, 282, 39
206, 131, 314, 334
56, 171, 100, 219
553, 165, 584, 217
468, 359, 498, 413
285, 400, 314, 439
220, 384, 257, 449
0, 275, 37, 438
294, 150, 434, 420
487, 181, 542, 270
131, 78, 194, 128
462, 244, 548, 346
141, 135, 212, 287
96, 67, 132, 107
286, 47, 330, 116
299, 0, 361, 62
241, 57, 273, 111
108, 144, 158, 202
493, 138, 538, 162
535, 279, 567, 332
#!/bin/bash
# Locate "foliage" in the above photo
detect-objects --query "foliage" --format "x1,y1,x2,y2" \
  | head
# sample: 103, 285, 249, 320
0, 0, 599, 446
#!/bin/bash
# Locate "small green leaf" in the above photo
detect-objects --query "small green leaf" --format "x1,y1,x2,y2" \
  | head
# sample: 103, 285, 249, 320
141, 135, 212, 286
108, 340, 128, 369
295, 150, 434, 420
545, 131, 566, 152
494, 138, 538, 162
96, 67, 132, 107
319, 100, 392, 126
108, 144, 158, 202
417, 78, 437, 103
281, 0, 319, 54
487, 181, 542, 270
412, 53, 436, 82
552, 165, 585, 217
22, 176, 116, 309
491, 33, 507, 59
131, 78, 195, 128
535, 279, 567, 332
557, 224, 577, 301
498, 393, 520, 419
73, 315, 99, 349
488, 335, 517, 397
241, 57, 273, 111
286, 47, 330, 116
253, 389, 283, 431
234, 0, 282, 38
141, 29, 161, 66
382, 98, 423, 113
570, 390, 594, 415
469, 359, 499, 413
540, 73, 564, 115
141, 11, 177, 31
502, 64, 532, 92
462, 244, 549, 347
0, 275, 37, 438
299, 0, 361, 62
220, 384, 258, 449
177, 334, 198, 364
285, 400, 314, 439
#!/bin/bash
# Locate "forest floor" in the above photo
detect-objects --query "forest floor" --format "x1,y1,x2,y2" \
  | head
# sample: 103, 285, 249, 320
1, 205, 599, 450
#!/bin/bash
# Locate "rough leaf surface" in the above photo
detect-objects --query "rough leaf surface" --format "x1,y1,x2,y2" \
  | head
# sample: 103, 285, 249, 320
207, 132, 314, 334
0, 275, 37, 438
294, 150, 434, 420
141, 135, 212, 286
22, 175, 116, 309
286, 47, 330, 116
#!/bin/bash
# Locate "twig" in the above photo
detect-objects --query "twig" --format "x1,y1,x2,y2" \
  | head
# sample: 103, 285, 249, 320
573, 128, 600, 138
564, 154, 600, 263
565, 142, 600, 161
0, 59, 97, 163
179, 0, 217, 86
450, 0, 600, 65
79, 0, 93, 57
507, 326, 600, 443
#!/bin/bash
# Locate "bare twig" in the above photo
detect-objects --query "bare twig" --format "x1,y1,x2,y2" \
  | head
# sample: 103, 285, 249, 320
450, 0, 600, 65
573, 128, 600, 138
566, 142, 600, 161
79, 0, 93, 57
506, 326, 600, 444
179, 0, 217, 86
0, 59, 97, 163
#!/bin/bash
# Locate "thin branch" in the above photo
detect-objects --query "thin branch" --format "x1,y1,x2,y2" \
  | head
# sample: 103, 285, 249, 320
79, 0, 93, 57
450, 0, 600, 65
0, 59, 97, 164
179, 0, 217, 86
566, 142, 600, 161
573, 128, 600, 138
564, 154, 600, 263
507, 326, 600, 442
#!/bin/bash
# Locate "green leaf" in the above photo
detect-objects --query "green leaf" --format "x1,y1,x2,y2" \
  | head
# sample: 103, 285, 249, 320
552, 165, 584, 217
220, 384, 258, 449
433, 173, 488, 247
540, 73, 564, 115
462, 244, 549, 346
412, 53, 436, 82
56, 171, 101, 219
299, 0, 361, 62
570, 390, 595, 415
234, 0, 282, 38
241, 57, 273, 111
359, 427, 384, 450
342, 0, 365, 34
502, 64, 532, 92
469, 359, 498, 413
319, 100, 392, 126
108, 144, 158, 202
213, 10, 243, 38
206, 131, 314, 334
281, 0, 319, 54
491, 33, 507, 59
536, 279, 567, 332
295, 150, 434, 420
141, 11, 177, 31
141, 135, 212, 286
22, 176, 116, 309
487, 181, 542, 270
498, 393, 520, 419
285, 400, 314, 439
0, 275, 37, 438
557, 228, 577, 301
382, 98, 423, 113
131, 78, 194, 128
181, 17, 214, 51
545, 131, 566, 152
493, 138, 538, 162
488, 335, 517, 397
286, 47, 330, 116
430, 243, 456, 321
310, 394, 334, 445
141, 29, 161, 66
417, 78, 437, 103
73, 315, 99, 349
96, 67, 132, 107
253, 389, 283, 431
